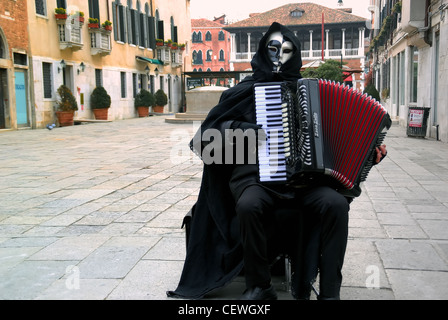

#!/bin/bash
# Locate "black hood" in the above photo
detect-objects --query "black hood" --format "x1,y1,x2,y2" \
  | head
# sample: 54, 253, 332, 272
190, 22, 303, 154
251, 22, 303, 82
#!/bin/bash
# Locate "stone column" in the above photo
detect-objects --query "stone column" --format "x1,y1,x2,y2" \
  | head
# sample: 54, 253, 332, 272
247, 33, 251, 60
341, 28, 346, 57
309, 30, 313, 57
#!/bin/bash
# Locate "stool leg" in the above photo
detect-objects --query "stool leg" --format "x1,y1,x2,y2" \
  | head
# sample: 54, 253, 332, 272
284, 256, 291, 292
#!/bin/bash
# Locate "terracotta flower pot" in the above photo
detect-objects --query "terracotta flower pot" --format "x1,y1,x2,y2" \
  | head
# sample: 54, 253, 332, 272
55, 111, 74, 127
93, 108, 109, 120
153, 105, 164, 113
137, 106, 150, 117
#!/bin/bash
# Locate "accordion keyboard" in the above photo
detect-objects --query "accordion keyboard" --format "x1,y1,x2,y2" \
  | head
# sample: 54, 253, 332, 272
254, 83, 288, 182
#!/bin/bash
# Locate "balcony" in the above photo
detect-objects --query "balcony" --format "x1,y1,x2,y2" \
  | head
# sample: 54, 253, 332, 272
57, 19, 83, 51
89, 28, 112, 56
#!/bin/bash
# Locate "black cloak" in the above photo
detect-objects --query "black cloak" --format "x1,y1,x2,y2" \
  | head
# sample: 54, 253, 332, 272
167, 22, 304, 299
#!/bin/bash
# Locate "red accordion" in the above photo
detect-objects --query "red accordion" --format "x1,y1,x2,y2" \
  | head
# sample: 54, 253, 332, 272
255, 78, 391, 197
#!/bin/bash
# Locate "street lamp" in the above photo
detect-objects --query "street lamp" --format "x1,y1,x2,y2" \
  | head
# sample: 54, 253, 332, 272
58, 59, 66, 73
338, 0, 344, 6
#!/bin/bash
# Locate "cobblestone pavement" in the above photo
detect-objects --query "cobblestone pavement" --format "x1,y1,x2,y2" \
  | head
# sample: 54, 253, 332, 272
0, 116, 447, 300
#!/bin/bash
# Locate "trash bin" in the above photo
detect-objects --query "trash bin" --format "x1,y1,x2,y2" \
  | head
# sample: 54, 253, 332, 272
407, 106, 430, 137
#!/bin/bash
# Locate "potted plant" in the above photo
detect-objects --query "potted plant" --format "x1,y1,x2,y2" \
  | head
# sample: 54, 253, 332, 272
153, 89, 167, 113
171, 42, 178, 50
74, 11, 84, 24
135, 89, 155, 117
55, 85, 78, 126
165, 39, 173, 48
54, 7, 67, 20
90, 86, 111, 120
156, 39, 164, 46
88, 17, 99, 28
179, 43, 186, 51
102, 20, 112, 31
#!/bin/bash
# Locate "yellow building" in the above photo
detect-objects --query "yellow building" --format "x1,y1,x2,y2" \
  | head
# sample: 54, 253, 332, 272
27, 0, 191, 128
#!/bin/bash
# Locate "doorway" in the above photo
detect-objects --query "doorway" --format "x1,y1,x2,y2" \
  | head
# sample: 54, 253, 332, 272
0, 68, 7, 128
14, 70, 28, 127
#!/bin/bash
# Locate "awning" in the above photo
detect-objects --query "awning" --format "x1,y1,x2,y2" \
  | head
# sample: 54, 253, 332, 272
136, 56, 163, 65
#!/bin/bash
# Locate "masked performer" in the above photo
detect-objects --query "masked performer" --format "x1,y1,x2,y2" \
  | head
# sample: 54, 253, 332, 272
167, 22, 387, 300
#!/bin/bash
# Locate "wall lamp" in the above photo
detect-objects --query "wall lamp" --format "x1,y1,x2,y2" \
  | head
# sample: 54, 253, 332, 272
154, 67, 159, 76
77, 62, 85, 74
58, 59, 66, 73
145, 66, 150, 77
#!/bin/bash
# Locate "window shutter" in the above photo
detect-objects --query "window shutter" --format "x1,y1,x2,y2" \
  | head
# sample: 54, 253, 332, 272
112, 2, 118, 40
148, 16, 156, 49
42, 62, 52, 99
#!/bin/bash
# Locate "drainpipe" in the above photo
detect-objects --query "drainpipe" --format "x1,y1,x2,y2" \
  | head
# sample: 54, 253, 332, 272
423, 0, 432, 46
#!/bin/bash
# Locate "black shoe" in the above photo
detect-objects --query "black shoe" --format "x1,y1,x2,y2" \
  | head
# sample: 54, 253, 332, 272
239, 285, 278, 300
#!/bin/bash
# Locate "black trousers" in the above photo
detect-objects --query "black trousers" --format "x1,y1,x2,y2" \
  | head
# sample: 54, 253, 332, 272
235, 184, 349, 299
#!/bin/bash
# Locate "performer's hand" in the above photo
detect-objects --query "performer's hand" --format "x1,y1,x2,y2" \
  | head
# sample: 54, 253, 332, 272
375, 144, 387, 164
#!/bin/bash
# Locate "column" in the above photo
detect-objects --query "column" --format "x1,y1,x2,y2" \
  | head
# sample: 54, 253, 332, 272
341, 28, 346, 57
360, 27, 365, 56
325, 29, 329, 58
247, 33, 251, 60
309, 30, 313, 58
230, 33, 236, 61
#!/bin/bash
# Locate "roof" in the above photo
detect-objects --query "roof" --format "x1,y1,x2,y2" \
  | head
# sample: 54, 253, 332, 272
225, 2, 366, 29
192, 18, 226, 29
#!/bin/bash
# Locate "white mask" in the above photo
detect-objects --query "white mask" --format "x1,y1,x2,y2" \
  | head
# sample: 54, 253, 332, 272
266, 31, 294, 72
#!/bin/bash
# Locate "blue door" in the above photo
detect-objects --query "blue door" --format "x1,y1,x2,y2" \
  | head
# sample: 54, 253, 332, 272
15, 71, 28, 126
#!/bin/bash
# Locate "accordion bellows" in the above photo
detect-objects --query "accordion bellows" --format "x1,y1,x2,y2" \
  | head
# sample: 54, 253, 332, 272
254, 78, 391, 197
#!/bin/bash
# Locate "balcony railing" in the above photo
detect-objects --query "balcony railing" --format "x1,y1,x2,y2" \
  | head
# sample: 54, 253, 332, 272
231, 48, 362, 62
57, 20, 83, 51
89, 29, 112, 55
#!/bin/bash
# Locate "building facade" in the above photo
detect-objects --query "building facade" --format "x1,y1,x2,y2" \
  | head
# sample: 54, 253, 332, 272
191, 16, 231, 73
369, 0, 448, 142
0, 0, 30, 130
224, 3, 368, 90
4, 0, 191, 130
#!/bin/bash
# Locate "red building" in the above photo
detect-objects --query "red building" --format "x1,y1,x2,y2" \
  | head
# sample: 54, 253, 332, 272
190, 16, 231, 73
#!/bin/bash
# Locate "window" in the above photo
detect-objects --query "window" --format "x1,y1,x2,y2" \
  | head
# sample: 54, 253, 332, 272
121, 72, 126, 98
194, 31, 202, 43
88, 0, 100, 20
95, 69, 103, 87
219, 50, 224, 61
290, 9, 304, 17
205, 31, 212, 41
150, 75, 155, 94
133, 73, 137, 97
42, 62, 52, 99
113, 1, 127, 42
35, 0, 46, 16
206, 50, 212, 61
218, 31, 225, 41
13, 53, 27, 66
0, 34, 6, 58
192, 50, 203, 65
410, 47, 418, 103
57, 0, 66, 9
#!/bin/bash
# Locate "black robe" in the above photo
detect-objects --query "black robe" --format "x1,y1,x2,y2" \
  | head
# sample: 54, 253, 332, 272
167, 22, 305, 299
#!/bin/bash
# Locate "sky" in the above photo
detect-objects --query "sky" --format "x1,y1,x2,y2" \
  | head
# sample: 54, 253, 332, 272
190, 0, 372, 23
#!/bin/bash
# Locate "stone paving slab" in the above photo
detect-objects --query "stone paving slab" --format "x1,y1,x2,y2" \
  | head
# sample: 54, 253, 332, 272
0, 116, 447, 300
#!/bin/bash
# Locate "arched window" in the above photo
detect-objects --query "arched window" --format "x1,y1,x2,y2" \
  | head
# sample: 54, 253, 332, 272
206, 50, 212, 61
0, 30, 7, 59
219, 49, 224, 61
205, 31, 212, 41
206, 68, 211, 72
218, 31, 225, 41
193, 50, 203, 64
197, 31, 202, 42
